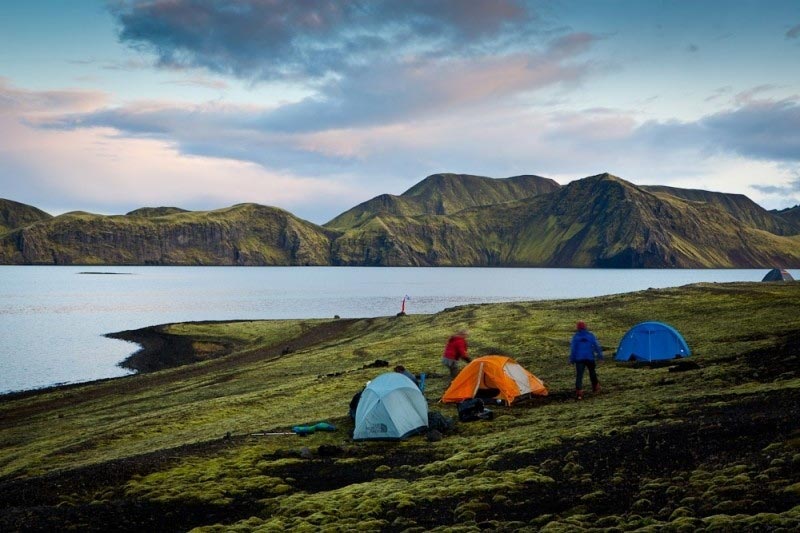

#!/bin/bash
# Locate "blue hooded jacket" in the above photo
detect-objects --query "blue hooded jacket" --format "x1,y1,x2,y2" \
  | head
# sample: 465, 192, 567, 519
570, 330, 603, 363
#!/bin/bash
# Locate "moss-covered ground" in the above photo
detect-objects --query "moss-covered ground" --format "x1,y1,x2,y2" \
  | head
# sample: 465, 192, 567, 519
1, 281, 799, 531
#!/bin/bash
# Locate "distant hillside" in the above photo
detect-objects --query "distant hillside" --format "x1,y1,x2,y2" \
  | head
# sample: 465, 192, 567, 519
773, 204, 800, 226
505, 175, 800, 267
126, 207, 189, 217
0, 199, 52, 234
0, 204, 335, 265
331, 174, 800, 267
2, 173, 799, 267
324, 173, 559, 229
643, 186, 800, 235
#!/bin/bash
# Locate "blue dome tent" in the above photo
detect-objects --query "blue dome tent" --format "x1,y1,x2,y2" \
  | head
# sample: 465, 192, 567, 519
353, 372, 428, 440
615, 321, 691, 362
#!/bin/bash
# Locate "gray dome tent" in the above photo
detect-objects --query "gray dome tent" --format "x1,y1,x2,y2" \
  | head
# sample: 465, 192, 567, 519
353, 372, 428, 440
762, 268, 794, 282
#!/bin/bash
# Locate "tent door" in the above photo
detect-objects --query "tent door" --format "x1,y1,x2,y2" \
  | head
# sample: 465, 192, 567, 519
471, 362, 485, 398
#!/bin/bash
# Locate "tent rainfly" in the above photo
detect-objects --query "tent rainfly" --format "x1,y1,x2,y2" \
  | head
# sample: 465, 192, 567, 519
614, 321, 691, 362
441, 355, 548, 406
762, 268, 795, 282
353, 372, 428, 440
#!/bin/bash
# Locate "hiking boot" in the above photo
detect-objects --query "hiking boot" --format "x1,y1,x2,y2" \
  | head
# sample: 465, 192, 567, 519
576, 389, 584, 400
592, 383, 601, 393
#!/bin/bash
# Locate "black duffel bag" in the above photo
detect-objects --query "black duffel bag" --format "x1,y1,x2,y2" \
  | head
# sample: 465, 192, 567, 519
457, 398, 494, 422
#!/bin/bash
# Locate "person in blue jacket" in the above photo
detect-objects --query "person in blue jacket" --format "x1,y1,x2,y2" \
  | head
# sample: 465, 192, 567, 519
569, 320, 603, 400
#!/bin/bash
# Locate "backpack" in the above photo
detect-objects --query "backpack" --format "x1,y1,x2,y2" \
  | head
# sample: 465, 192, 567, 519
457, 398, 494, 422
428, 411, 456, 433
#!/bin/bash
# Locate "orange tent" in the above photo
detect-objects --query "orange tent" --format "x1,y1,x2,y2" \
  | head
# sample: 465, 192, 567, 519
441, 355, 548, 405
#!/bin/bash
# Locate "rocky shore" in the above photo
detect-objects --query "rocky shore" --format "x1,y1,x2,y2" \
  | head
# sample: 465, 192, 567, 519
107, 325, 231, 373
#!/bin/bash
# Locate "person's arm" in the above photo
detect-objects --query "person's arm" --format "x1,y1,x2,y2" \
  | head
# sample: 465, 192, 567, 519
594, 335, 604, 361
569, 336, 576, 364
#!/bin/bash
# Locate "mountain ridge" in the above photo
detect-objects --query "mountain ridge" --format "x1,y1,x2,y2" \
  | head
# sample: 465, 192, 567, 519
0, 198, 53, 234
324, 173, 560, 229
0, 203, 336, 265
1, 173, 798, 267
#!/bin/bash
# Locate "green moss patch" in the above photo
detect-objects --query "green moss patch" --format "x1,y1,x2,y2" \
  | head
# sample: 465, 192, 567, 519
1, 282, 799, 530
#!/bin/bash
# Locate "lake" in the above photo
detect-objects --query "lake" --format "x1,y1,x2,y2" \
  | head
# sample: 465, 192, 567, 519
0, 266, 794, 394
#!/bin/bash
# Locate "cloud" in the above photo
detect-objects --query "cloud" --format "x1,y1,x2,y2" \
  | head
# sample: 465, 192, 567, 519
0, 77, 107, 114
111, 0, 537, 82
699, 99, 800, 161
635, 96, 800, 163
254, 48, 595, 133
705, 86, 732, 102
37, 83, 800, 191
687, 43, 699, 53
102, 58, 153, 71
752, 177, 800, 195
786, 24, 800, 39
547, 32, 600, 58
733, 84, 778, 106
162, 76, 229, 90
39, 100, 352, 175
0, 81, 359, 221
39, 42, 597, 173
108, 1, 598, 133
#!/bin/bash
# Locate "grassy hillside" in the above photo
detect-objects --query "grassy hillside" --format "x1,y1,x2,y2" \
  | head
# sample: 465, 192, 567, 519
500, 174, 800, 267
773, 204, 800, 226
126, 207, 189, 218
0, 198, 52, 234
0, 203, 336, 265
643, 185, 800, 235
1, 282, 799, 530
324, 173, 559, 230
331, 174, 800, 267
2, 174, 799, 267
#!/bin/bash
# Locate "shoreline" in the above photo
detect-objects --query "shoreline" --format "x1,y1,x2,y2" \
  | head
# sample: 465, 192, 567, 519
1, 317, 360, 400
106, 323, 233, 373
0, 323, 234, 401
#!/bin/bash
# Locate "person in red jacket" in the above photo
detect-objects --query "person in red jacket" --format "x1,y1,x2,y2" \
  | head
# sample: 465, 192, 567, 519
442, 329, 471, 382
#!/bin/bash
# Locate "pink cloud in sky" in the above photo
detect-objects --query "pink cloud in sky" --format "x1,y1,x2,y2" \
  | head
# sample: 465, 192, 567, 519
3, 75, 799, 220
3, 118, 354, 215
0, 81, 357, 218
0, 77, 108, 114
404, 52, 589, 108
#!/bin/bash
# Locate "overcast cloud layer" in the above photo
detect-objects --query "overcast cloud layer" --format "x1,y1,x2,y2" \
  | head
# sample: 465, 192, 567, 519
0, 0, 798, 221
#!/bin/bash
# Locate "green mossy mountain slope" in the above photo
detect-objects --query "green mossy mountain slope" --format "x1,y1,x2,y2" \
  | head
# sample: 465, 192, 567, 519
503, 174, 800, 267
0, 198, 52, 234
331, 174, 800, 267
1, 173, 799, 267
773, 204, 800, 226
324, 173, 560, 230
1, 282, 798, 530
0, 203, 336, 265
126, 206, 189, 218
643, 185, 800, 235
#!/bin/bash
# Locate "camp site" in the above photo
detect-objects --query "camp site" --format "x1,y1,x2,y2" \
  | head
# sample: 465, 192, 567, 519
1, 281, 799, 531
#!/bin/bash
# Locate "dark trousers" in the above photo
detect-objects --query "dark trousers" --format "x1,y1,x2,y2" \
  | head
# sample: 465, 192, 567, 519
575, 361, 598, 390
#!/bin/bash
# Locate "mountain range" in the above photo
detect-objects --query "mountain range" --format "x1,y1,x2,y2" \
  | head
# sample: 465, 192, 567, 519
1, 173, 799, 267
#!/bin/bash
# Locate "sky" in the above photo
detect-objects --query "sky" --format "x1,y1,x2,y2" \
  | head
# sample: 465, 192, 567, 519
1, 0, 799, 224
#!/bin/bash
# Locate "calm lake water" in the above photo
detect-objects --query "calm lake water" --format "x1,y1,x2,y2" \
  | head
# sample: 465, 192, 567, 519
0, 266, 794, 394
